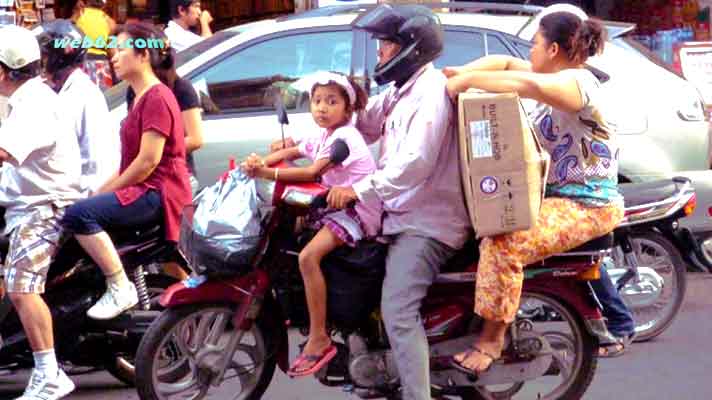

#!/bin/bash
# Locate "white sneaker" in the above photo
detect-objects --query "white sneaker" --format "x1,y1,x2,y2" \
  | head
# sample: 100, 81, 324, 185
87, 282, 139, 320
15, 369, 75, 400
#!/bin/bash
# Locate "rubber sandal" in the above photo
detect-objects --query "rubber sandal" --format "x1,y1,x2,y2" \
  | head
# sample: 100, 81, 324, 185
598, 334, 632, 358
287, 345, 337, 377
450, 346, 500, 377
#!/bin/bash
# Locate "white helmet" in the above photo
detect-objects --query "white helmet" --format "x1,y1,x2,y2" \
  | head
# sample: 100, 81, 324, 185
0, 25, 41, 70
518, 3, 589, 42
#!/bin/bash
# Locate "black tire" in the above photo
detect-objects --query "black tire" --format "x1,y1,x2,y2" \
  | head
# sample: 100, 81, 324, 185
105, 273, 180, 386
135, 302, 278, 400
623, 231, 687, 342
461, 293, 598, 400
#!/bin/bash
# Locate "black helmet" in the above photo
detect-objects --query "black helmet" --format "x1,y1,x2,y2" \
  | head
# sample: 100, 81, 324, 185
35, 19, 87, 75
354, 4, 444, 86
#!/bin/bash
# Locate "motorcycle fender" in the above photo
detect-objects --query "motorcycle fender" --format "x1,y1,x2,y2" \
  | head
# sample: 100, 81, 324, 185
523, 280, 603, 326
159, 276, 254, 308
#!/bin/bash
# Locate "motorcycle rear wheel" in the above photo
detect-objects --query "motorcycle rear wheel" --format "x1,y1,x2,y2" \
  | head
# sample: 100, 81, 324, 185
463, 292, 598, 400
135, 303, 278, 400
612, 231, 687, 342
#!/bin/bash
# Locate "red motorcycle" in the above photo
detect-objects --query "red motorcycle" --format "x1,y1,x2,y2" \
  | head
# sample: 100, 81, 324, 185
134, 143, 611, 400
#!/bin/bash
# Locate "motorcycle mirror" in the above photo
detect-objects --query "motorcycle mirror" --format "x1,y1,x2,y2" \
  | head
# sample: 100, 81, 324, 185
330, 139, 350, 165
274, 95, 289, 125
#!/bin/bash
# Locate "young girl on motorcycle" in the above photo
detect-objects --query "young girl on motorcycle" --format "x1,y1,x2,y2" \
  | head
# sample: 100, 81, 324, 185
444, 11, 625, 375
242, 72, 382, 377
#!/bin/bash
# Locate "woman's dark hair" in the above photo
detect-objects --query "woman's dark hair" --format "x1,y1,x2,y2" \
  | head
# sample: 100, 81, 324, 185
86, 0, 106, 8
539, 12, 606, 64
310, 73, 368, 120
170, 0, 198, 19
116, 22, 178, 89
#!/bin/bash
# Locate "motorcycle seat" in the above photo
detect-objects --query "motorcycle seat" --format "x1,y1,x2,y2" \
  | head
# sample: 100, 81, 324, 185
620, 178, 688, 208
560, 232, 614, 254
441, 232, 614, 274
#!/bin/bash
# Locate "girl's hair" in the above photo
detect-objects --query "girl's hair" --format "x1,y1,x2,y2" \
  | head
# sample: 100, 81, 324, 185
116, 22, 178, 89
539, 12, 606, 64
310, 73, 368, 118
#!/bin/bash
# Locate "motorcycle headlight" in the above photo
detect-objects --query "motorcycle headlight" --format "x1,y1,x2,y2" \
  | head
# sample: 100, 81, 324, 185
282, 189, 316, 207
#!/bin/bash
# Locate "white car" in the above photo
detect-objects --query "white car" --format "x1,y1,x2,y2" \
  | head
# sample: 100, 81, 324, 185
104, 3, 710, 188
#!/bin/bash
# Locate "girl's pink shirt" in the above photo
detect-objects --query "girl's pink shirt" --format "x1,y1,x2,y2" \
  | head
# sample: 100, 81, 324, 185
297, 123, 382, 236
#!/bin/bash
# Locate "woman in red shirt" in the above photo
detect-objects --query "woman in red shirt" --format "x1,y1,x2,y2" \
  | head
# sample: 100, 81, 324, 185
61, 22, 191, 320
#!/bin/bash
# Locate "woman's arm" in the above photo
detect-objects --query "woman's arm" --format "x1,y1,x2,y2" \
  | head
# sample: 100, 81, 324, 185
181, 108, 204, 154
95, 171, 119, 195
253, 158, 331, 182
447, 70, 584, 113
444, 55, 532, 77
98, 130, 166, 194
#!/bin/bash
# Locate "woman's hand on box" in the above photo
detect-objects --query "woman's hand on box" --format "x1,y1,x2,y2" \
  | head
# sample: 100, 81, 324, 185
446, 76, 465, 102
442, 66, 462, 78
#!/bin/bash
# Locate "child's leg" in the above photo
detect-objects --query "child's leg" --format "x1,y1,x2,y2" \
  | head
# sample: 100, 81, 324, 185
297, 227, 343, 358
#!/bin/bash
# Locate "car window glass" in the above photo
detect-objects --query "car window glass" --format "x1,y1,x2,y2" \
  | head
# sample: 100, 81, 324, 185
191, 30, 353, 115
512, 40, 532, 59
368, 30, 485, 94
486, 34, 513, 56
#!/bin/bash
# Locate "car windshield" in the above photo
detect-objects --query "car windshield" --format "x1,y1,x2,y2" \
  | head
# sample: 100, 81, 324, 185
612, 36, 684, 79
104, 30, 240, 110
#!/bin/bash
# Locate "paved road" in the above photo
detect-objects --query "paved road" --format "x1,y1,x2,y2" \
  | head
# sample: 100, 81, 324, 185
2, 273, 711, 400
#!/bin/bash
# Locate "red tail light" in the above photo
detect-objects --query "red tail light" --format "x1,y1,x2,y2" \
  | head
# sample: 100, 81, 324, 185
684, 193, 697, 216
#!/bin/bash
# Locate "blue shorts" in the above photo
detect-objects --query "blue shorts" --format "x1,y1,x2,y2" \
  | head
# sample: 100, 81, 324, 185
61, 190, 162, 235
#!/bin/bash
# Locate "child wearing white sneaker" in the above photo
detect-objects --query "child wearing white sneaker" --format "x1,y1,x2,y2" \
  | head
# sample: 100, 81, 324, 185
0, 26, 82, 399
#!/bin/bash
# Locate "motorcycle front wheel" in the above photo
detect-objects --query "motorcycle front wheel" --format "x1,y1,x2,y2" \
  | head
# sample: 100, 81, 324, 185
611, 230, 687, 342
135, 303, 278, 400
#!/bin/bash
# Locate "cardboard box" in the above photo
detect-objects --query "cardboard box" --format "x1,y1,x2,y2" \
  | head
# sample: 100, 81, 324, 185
458, 91, 549, 238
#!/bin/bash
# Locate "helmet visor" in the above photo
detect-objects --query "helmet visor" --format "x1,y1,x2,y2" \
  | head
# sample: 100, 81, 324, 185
352, 5, 400, 42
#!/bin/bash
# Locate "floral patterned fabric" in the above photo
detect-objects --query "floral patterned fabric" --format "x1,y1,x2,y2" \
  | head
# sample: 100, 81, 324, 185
474, 197, 624, 323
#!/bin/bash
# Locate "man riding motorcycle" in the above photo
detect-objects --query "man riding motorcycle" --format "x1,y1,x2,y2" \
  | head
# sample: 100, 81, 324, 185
326, 5, 470, 399
0, 25, 83, 400
34, 19, 119, 196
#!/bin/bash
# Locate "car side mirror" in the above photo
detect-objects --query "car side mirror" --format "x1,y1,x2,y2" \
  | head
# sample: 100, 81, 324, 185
330, 139, 350, 165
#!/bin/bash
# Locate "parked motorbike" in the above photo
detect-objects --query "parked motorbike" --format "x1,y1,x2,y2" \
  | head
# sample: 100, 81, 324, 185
135, 141, 615, 400
608, 177, 696, 341
0, 223, 185, 385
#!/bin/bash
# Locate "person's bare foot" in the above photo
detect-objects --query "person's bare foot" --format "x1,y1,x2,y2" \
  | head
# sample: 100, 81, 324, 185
302, 334, 331, 357
288, 334, 335, 376
453, 339, 504, 374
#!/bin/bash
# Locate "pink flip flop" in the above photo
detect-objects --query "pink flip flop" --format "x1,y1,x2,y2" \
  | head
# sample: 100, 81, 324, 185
287, 345, 337, 378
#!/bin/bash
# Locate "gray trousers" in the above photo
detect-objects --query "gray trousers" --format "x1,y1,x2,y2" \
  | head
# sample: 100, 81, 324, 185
381, 233, 456, 400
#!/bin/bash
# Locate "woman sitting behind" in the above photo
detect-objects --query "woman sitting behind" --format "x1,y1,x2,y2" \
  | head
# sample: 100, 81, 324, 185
61, 22, 192, 320
445, 12, 624, 374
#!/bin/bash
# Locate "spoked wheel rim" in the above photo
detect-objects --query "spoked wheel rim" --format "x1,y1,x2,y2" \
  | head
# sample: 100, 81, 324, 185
150, 306, 268, 400
612, 234, 681, 339
478, 292, 596, 400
